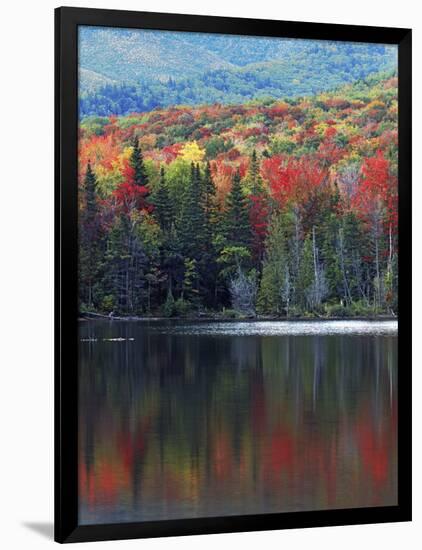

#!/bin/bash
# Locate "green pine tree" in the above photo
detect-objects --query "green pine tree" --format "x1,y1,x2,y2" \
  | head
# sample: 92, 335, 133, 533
84, 161, 98, 218
246, 149, 263, 194
163, 287, 175, 317
178, 163, 205, 260
257, 214, 290, 315
225, 170, 251, 249
202, 162, 217, 233
340, 210, 369, 305
104, 212, 148, 314
131, 136, 149, 187
200, 162, 219, 307
79, 162, 103, 309
320, 194, 342, 302
296, 234, 315, 312
154, 167, 173, 232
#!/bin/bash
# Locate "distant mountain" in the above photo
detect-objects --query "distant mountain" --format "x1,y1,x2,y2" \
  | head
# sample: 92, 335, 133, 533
79, 27, 234, 85
79, 68, 117, 93
78, 26, 397, 117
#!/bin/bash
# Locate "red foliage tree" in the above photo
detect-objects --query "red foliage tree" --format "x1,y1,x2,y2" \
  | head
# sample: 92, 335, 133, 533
113, 160, 152, 214
353, 150, 398, 234
262, 156, 328, 209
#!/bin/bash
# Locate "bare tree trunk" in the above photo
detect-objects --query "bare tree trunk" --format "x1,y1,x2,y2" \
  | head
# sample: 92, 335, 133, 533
374, 229, 380, 309
291, 206, 301, 308
338, 227, 352, 305
312, 226, 319, 304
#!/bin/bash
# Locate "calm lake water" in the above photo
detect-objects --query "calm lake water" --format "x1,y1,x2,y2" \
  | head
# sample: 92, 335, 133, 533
78, 320, 398, 525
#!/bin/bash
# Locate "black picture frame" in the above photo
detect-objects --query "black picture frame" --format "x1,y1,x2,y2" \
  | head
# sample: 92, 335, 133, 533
55, 6, 412, 543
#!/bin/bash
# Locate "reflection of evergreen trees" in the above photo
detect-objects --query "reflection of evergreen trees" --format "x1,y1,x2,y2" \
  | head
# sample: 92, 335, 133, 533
79, 324, 397, 523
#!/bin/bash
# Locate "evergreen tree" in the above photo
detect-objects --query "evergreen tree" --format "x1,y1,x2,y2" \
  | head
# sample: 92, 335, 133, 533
225, 171, 251, 249
130, 136, 149, 187
104, 212, 148, 314
182, 258, 199, 304
202, 162, 217, 248
296, 234, 315, 311
200, 162, 219, 307
160, 222, 185, 303
247, 149, 263, 194
84, 161, 98, 218
154, 167, 173, 232
248, 151, 269, 268
79, 162, 103, 309
163, 287, 175, 317
178, 163, 205, 260
320, 191, 342, 301
340, 211, 370, 305
257, 214, 290, 315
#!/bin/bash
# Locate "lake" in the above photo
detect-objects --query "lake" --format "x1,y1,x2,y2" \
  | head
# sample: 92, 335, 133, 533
78, 319, 398, 525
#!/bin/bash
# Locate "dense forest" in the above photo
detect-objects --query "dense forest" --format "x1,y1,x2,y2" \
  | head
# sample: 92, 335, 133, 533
78, 72, 398, 318
80, 54, 396, 118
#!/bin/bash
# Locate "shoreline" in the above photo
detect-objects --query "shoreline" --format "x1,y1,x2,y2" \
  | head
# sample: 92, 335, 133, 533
79, 312, 397, 323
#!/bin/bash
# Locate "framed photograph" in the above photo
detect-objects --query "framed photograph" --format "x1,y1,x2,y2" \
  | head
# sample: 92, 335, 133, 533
55, 6, 411, 543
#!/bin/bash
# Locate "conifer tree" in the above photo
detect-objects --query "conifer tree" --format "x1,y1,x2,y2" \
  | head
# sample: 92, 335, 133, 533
130, 136, 149, 187
225, 170, 251, 248
248, 151, 269, 268
296, 234, 315, 311
84, 161, 98, 218
247, 149, 263, 194
257, 214, 290, 315
320, 191, 342, 301
340, 211, 369, 305
163, 287, 175, 317
201, 162, 218, 252
104, 212, 148, 314
182, 258, 199, 304
179, 163, 205, 260
79, 162, 103, 309
154, 167, 173, 232
200, 162, 219, 307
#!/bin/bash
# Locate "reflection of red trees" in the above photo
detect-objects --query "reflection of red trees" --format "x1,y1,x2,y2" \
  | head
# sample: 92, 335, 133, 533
117, 421, 150, 475
213, 432, 233, 481
357, 424, 388, 485
268, 428, 294, 475
355, 401, 397, 490
79, 388, 397, 514
251, 380, 267, 433
79, 458, 128, 506
79, 415, 152, 509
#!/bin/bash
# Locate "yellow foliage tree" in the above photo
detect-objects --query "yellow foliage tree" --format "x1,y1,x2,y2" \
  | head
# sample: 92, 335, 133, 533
180, 141, 205, 163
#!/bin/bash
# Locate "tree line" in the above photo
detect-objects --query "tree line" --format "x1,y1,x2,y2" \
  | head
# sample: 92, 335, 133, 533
79, 138, 397, 318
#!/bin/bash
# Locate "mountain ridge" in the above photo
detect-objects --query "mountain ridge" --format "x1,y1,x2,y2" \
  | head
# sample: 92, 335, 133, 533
78, 27, 397, 117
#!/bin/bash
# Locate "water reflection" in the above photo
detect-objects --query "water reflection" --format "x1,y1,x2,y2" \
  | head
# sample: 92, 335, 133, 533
78, 320, 397, 525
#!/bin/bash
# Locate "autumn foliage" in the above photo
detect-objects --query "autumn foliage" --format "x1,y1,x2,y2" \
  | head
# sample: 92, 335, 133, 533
78, 73, 398, 316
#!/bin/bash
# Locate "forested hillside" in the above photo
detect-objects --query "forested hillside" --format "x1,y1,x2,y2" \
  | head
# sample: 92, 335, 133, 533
79, 26, 396, 116
78, 73, 398, 318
